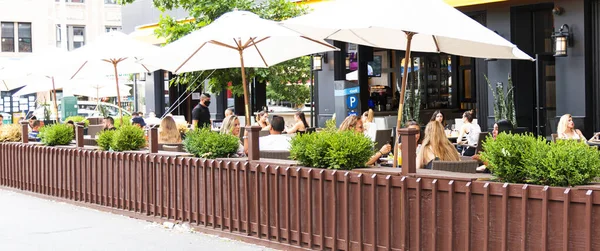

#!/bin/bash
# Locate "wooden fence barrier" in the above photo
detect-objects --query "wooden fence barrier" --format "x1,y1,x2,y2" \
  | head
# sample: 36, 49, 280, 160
1, 142, 599, 250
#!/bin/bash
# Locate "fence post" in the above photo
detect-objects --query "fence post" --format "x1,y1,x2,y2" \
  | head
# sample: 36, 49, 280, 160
246, 126, 261, 160
75, 122, 84, 148
149, 126, 158, 153
20, 121, 29, 143
400, 128, 417, 175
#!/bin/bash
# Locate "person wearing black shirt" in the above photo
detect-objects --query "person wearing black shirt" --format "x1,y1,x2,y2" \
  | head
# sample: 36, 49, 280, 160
192, 93, 211, 129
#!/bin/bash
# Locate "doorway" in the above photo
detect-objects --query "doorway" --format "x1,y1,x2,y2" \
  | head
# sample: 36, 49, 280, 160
511, 3, 555, 136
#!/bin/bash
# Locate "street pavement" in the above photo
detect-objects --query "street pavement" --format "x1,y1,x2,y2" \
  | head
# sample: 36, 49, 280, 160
0, 188, 274, 251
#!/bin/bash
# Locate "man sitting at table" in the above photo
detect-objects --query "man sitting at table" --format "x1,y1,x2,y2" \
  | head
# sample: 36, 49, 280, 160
102, 117, 117, 131
259, 115, 291, 151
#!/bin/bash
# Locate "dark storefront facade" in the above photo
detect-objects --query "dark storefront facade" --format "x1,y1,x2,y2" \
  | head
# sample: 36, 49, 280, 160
315, 0, 600, 139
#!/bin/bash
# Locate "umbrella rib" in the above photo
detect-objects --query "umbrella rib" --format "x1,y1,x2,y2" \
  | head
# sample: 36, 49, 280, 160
432, 35, 440, 52
249, 37, 269, 67
208, 40, 239, 50
242, 37, 269, 50
2, 80, 7, 91
174, 41, 208, 74
242, 37, 255, 49
349, 30, 377, 47
300, 36, 339, 50
70, 61, 89, 80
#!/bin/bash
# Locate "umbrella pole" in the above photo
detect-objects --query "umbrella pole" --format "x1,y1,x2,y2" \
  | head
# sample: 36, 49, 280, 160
393, 32, 415, 169
112, 61, 124, 125
239, 50, 251, 126
51, 77, 60, 123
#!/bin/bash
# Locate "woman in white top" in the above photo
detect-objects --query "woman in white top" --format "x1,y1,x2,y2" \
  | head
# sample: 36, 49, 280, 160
361, 109, 377, 142
456, 111, 481, 156
556, 114, 591, 140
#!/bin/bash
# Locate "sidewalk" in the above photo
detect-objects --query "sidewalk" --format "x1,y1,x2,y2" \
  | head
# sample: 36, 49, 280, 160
0, 188, 274, 251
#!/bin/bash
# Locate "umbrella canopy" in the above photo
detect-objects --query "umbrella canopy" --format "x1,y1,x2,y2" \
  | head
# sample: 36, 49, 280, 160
281, 0, 532, 60
67, 31, 160, 120
142, 10, 338, 124
282, 0, 533, 169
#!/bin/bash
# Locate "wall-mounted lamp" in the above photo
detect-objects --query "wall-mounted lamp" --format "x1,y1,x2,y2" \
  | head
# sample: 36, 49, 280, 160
552, 7, 564, 16
552, 24, 573, 57
312, 54, 323, 71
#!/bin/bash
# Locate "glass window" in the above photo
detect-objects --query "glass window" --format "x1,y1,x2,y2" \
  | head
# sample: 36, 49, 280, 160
18, 23, 31, 53
105, 26, 121, 33
72, 26, 85, 49
1, 22, 14, 52
104, 0, 117, 4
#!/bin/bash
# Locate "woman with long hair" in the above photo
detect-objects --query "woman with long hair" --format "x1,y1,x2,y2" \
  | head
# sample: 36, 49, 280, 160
220, 115, 247, 157
255, 111, 271, 131
417, 121, 460, 169
430, 110, 446, 128
456, 110, 481, 156
362, 109, 377, 141
339, 115, 391, 165
159, 116, 182, 144
286, 111, 309, 134
556, 114, 597, 141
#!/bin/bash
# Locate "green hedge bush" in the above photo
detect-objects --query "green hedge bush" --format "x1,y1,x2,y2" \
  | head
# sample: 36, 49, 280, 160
183, 128, 239, 158
114, 116, 132, 128
110, 125, 146, 151
290, 130, 373, 170
64, 116, 89, 127
39, 124, 74, 146
97, 130, 116, 151
481, 133, 600, 187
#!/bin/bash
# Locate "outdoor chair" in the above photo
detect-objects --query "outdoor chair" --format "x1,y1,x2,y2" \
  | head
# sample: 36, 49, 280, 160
260, 150, 290, 160
87, 125, 104, 137
551, 133, 558, 143
259, 130, 270, 137
475, 132, 491, 154
431, 159, 479, 173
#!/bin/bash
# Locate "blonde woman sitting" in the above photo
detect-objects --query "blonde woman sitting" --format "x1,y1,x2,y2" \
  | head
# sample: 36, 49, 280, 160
339, 115, 391, 166
159, 116, 182, 144
417, 121, 460, 169
556, 114, 588, 140
220, 115, 247, 157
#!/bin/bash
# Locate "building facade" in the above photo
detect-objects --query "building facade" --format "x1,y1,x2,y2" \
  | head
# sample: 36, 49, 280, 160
0, 0, 122, 120
313, 0, 599, 140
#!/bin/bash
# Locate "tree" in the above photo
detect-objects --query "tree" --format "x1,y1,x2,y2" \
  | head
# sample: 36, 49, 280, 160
266, 82, 310, 108
120, 0, 312, 109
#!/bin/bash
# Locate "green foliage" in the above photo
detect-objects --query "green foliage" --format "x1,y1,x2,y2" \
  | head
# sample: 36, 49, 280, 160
290, 131, 373, 170
183, 128, 240, 158
324, 117, 337, 132
114, 116, 132, 128
97, 130, 116, 151
485, 74, 516, 127
39, 124, 74, 146
110, 125, 146, 151
481, 133, 600, 187
64, 116, 89, 127
266, 81, 310, 108
0, 124, 21, 142
532, 140, 600, 187
120, 0, 310, 97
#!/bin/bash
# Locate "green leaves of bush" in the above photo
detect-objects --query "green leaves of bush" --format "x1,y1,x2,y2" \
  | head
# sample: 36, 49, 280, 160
183, 128, 239, 158
481, 133, 600, 187
64, 116, 89, 127
97, 130, 116, 151
290, 131, 373, 170
39, 124, 74, 146
111, 125, 146, 152
114, 116, 132, 128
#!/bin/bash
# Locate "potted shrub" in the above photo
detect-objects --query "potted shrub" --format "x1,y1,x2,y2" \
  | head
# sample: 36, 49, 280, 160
114, 115, 132, 128
0, 124, 22, 142
183, 128, 239, 158
96, 129, 117, 151
39, 124, 74, 146
290, 130, 373, 170
110, 125, 146, 151
64, 116, 89, 127
481, 133, 600, 187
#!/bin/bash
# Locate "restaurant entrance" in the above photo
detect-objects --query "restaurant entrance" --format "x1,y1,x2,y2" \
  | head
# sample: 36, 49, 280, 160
535, 54, 556, 138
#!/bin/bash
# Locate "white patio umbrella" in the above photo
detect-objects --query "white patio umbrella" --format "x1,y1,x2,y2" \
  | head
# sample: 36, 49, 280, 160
67, 31, 159, 123
142, 10, 338, 125
71, 79, 132, 98
0, 47, 75, 117
281, 0, 533, 168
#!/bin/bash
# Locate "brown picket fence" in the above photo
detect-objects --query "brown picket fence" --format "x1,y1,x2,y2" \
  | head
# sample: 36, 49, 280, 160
1, 142, 600, 250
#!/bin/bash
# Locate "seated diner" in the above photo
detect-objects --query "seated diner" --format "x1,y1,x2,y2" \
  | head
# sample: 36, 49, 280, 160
417, 121, 460, 169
